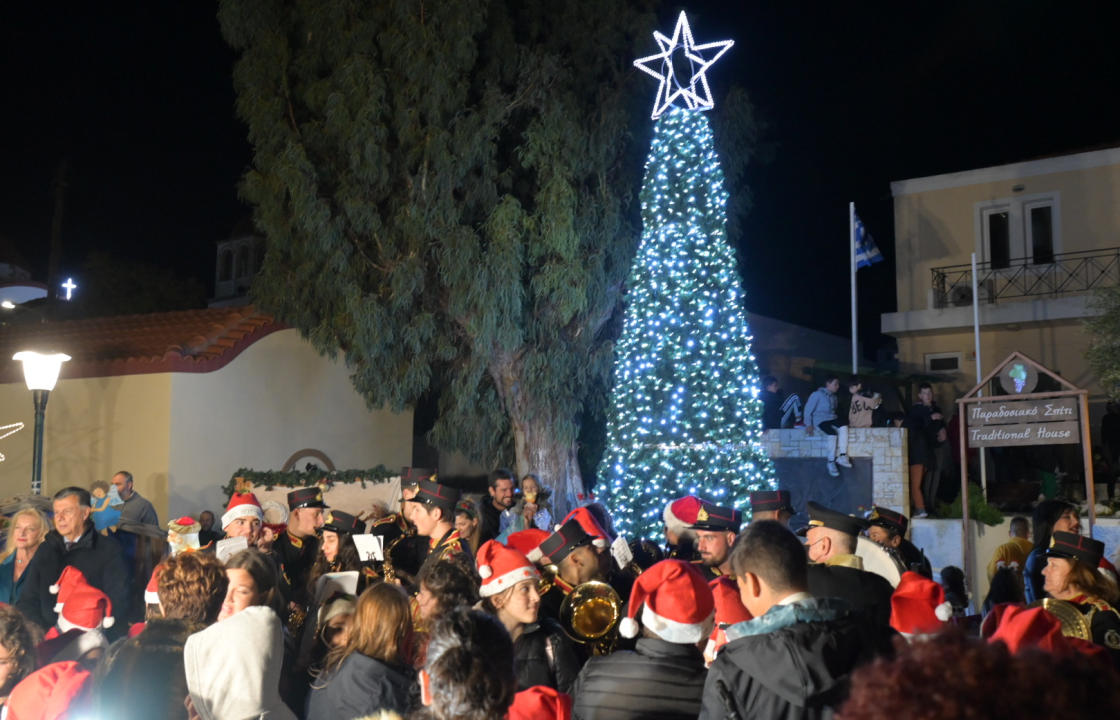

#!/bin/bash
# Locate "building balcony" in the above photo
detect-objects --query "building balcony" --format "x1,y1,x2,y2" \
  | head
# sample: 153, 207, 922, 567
882, 247, 1119, 336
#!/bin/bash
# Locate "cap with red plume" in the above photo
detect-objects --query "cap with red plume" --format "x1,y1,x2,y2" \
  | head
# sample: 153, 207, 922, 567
618, 559, 714, 643
506, 529, 550, 563
562, 507, 609, 549
890, 571, 952, 637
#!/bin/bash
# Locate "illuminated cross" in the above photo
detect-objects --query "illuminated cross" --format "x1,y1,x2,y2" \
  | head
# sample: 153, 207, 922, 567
61, 278, 77, 300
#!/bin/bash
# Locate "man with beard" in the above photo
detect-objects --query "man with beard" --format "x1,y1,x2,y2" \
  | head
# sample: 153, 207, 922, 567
480, 468, 515, 543
689, 501, 742, 581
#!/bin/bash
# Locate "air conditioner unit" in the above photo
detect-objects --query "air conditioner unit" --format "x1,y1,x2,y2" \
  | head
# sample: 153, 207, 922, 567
949, 280, 994, 307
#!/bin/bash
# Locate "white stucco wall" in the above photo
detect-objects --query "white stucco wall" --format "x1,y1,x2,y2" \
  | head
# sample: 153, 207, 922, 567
166, 329, 413, 519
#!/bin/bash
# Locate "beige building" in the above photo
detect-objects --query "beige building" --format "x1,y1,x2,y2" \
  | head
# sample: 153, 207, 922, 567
881, 146, 1120, 411
0, 307, 412, 521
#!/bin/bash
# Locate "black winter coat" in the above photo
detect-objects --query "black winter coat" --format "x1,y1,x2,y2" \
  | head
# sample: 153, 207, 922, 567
17, 524, 129, 634
700, 599, 891, 720
806, 563, 894, 630
514, 618, 582, 694
571, 637, 707, 720
306, 652, 415, 720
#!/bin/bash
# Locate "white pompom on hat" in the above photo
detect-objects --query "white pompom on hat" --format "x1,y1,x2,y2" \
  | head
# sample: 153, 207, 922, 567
476, 540, 540, 598
145, 564, 163, 606
890, 570, 952, 637
662, 496, 703, 534
222, 492, 264, 530
56, 585, 115, 633
619, 559, 714, 643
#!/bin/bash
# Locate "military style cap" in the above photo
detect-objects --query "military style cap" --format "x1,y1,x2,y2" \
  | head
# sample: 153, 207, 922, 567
287, 486, 327, 511
404, 478, 461, 515
797, 501, 868, 537
1046, 531, 1103, 568
537, 518, 594, 565
867, 506, 908, 535
400, 467, 436, 490
750, 490, 794, 515
689, 500, 742, 532
321, 510, 364, 535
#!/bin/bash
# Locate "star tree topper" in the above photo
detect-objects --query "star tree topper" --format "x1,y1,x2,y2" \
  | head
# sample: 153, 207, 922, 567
633, 11, 734, 119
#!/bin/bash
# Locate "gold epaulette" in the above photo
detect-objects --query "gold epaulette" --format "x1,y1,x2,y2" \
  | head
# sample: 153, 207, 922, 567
825, 553, 865, 571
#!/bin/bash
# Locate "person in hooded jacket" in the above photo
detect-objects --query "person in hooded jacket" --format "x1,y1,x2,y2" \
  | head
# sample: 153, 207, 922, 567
700, 521, 893, 720
184, 605, 295, 720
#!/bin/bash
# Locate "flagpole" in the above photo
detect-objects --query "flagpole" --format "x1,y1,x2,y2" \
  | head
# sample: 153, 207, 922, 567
972, 252, 988, 500
850, 201, 858, 375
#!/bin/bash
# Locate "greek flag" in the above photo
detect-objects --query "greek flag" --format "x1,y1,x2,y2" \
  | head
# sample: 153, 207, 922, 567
854, 213, 883, 269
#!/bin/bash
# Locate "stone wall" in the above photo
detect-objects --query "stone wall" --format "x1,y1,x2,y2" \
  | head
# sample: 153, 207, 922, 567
762, 427, 909, 514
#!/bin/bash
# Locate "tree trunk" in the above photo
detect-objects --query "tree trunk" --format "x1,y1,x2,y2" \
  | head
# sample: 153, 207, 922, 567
490, 354, 583, 520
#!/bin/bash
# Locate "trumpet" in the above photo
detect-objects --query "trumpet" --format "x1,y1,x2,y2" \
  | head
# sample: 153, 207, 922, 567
537, 563, 561, 595
559, 580, 622, 656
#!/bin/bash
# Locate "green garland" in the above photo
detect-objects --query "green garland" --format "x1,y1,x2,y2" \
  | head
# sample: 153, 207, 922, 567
222, 465, 396, 499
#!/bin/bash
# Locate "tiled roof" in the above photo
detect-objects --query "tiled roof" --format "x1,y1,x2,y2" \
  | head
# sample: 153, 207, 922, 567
0, 306, 284, 382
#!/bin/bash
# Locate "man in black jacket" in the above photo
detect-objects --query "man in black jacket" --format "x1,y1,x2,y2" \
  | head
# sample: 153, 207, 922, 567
17, 487, 129, 636
700, 521, 892, 720
572, 559, 712, 720
801, 502, 895, 630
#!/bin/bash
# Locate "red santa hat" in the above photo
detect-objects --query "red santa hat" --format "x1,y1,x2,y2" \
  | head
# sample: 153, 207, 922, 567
890, 571, 952, 637
506, 529, 550, 563
145, 564, 163, 606
619, 559, 714, 643
476, 540, 540, 598
221, 492, 264, 530
983, 603, 1108, 660
705, 576, 753, 661
6, 661, 92, 720
561, 507, 609, 549
56, 586, 114, 634
508, 685, 572, 720
48, 566, 88, 600
663, 496, 703, 532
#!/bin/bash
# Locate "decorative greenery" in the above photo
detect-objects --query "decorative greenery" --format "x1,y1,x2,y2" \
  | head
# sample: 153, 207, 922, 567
221, 465, 395, 499
936, 485, 1005, 526
595, 108, 775, 540
1086, 285, 1120, 400
217, 0, 762, 514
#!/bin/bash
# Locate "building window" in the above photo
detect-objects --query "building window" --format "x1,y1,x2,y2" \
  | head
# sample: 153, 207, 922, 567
925, 352, 962, 373
977, 194, 1059, 267
218, 250, 233, 282
236, 245, 250, 280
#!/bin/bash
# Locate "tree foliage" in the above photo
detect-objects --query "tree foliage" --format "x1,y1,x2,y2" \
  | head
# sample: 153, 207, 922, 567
218, 0, 761, 510
1086, 285, 1120, 400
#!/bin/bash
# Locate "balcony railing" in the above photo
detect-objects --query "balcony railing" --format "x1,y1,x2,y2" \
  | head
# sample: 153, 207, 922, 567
930, 247, 1120, 309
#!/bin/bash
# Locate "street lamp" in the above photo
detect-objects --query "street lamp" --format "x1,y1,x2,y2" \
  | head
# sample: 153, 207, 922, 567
12, 351, 70, 495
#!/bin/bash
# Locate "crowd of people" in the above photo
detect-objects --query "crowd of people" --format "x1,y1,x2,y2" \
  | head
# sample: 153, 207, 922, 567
0, 466, 1114, 719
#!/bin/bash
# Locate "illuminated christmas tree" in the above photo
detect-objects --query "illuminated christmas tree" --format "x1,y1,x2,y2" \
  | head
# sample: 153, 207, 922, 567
596, 12, 775, 540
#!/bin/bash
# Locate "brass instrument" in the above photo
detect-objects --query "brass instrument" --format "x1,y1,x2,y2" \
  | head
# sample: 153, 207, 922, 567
381, 528, 415, 585
559, 580, 622, 655
287, 603, 308, 635
537, 564, 561, 595
1030, 598, 1092, 640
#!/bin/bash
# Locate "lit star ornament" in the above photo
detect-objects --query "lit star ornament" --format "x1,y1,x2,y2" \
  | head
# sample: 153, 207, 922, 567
633, 11, 734, 119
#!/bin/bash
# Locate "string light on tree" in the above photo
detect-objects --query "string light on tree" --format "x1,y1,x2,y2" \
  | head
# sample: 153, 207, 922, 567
596, 12, 775, 540
0, 422, 24, 463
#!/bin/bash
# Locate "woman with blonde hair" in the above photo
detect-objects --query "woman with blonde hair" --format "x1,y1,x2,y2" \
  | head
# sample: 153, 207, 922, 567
307, 582, 416, 718
0, 508, 49, 604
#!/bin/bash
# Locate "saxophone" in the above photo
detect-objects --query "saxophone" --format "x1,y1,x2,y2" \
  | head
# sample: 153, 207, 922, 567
381, 527, 413, 585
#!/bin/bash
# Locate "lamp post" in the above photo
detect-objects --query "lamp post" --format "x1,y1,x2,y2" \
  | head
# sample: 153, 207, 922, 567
12, 351, 70, 495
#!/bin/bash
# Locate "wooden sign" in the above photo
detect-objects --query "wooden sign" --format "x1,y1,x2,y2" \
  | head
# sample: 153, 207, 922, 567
966, 398, 1079, 427
968, 420, 1080, 448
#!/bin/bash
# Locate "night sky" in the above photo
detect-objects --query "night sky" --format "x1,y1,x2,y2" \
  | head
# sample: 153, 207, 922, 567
2, 2, 1118, 359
